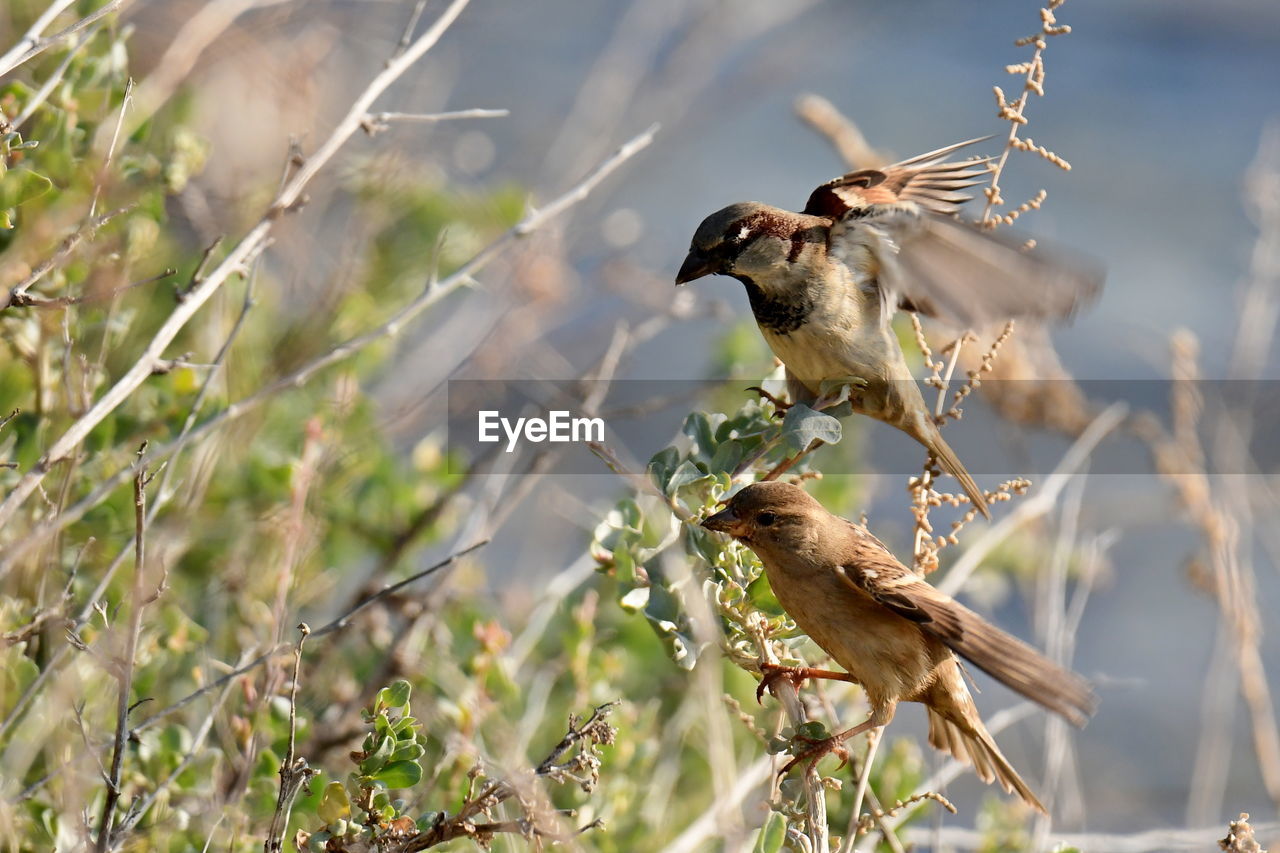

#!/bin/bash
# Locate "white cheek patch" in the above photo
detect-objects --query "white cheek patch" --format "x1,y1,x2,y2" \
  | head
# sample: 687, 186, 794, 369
736, 225, 753, 242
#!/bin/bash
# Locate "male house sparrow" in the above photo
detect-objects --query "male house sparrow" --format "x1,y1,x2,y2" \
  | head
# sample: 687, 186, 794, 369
701, 481, 1096, 812
677, 138, 1102, 517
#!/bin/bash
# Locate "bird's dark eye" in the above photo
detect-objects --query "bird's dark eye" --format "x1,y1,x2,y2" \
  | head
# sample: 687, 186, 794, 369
757, 511, 777, 527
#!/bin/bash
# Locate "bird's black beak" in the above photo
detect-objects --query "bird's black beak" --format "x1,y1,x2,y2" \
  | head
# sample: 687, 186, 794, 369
675, 250, 719, 285
701, 505, 746, 537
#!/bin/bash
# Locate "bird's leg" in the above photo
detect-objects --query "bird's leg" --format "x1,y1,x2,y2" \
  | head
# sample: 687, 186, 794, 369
745, 385, 793, 414
779, 718, 872, 776
778, 705, 894, 778
756, 661, 856, 704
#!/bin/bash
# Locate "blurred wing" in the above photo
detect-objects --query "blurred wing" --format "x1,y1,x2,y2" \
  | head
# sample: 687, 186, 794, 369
810, 136, 1104, 328
833, 537, 1097, 726
804, 137, 993, 218
889, 215, 1105, 327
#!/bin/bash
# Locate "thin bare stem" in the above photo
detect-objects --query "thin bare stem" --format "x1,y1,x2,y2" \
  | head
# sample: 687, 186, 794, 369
844, 728, 882, 852
0, 0, 127, 77
7, 267, 175, 311
264, 625, 314, 853
361, 108, 508, 135
88, 77, 133, 220
981, 1, 1073, 226
391, 0, 429, 60
94, 444, 158, 852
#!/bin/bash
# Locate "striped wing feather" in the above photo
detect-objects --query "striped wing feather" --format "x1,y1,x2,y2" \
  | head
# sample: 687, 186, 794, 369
804, 136, 993, 217
808, 136, 1105, 328
835, 545, 1096, 727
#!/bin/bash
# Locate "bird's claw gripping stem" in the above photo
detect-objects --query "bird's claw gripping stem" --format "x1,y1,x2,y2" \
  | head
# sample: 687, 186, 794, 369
745, 386, 792, 414
756, 662, 857, 703
779, 733, 852, 777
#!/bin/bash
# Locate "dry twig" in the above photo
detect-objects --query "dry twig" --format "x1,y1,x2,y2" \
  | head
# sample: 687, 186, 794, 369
982, 0, 1075, 227
93, 444, 162, 852
0, 0, 129, 78
264, 625, 316, 853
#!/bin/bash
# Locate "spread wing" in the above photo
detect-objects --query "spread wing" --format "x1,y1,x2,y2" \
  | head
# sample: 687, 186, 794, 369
834, 530, 1096, 727
808, 137, 1104, 328
886, 215, 1104, 327
804, 136, 994, 218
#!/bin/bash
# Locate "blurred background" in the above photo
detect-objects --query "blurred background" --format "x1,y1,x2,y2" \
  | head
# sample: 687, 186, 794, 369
3, 0, 1279, 848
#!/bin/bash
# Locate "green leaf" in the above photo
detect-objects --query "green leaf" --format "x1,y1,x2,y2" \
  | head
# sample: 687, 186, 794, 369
781, 403, 841, 452
256, 748, 281, 777
665, 460, 705, 496
708, 439, 742, 475
614, 547, 637, 585
592, 500, 643, 554
317, 781, 351, 825
644, 582, 698, 670
682, 412, 715, 456
390, 741, 425, 762
0, 168, 53, 212
646, 446, 680, 492
373, 760, 423, 789
390, 715, 419, 736
753, 812, 787, 853
3, 652, 40, 695
745, 572, 783, 617
379, 680, 412, 710
795, 721, 829, 741
359, 734, 395, 775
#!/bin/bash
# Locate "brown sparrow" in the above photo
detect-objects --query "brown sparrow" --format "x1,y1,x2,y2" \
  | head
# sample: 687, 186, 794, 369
677, 138, 1103, 518
701, 480, 1096, 812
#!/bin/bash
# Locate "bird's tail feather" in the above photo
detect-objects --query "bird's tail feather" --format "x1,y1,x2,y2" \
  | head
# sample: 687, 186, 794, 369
927, 707, 1046, 814
919, 598, 1098, 726
913, 419, 991, 520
